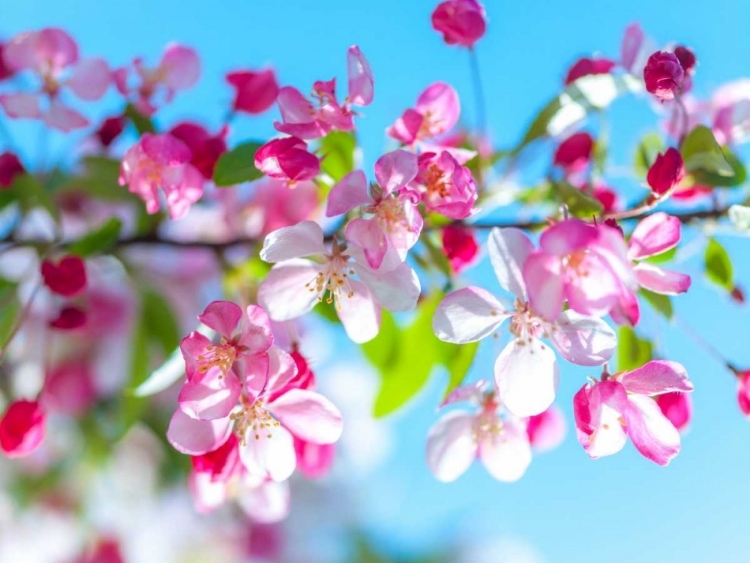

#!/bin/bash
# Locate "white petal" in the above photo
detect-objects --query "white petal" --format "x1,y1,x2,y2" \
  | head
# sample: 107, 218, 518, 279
237, 479, 290, 523
479, 419, 532, 482
354, 261, 420, 312
494, 338, 559, 417
260, 220, 326, 263
488, 227, 535, 299
258, 259, 323, 321
336, 279, 380, 343
425, 411, 477, 482
550, 310, 616, 366
433, 286, 509, 344
239, 423, 296, 482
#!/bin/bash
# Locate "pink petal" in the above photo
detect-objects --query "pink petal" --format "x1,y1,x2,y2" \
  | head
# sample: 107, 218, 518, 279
634, 263, 692, 295
415, 82, 460, 137
34, 28, 78, 71
257, 259, 323, 321
527, 405, 567, 452
478, 419, 532, 482
609, 287, 641, 326
494, 338, 559, 417
539, 219, 599, 256
628, 213, 681, 260
67, 57, 110, 100
550, 310, 616, 366
43, 101, 89, 131
433, 286, 509, 344
239, 305, 274, 353
0, 93, 42, 118
347, 45, 374, 106
260, 220, 326, 263
326, 170, 371, 216
564, 252, 621, 317
178, 367, 241, 420
198, 300, 243, 338
345, 217, 388, 270
523, 252, 564, 321
0, 400, 45, 458
237, 480, 290, 523
337, 278, 381, 343
188, 470, 227, 513
621, 22, 645, 73
264, 346, 298, 396
576, 381, 629, 459
618, 360, 693, 395
159, 43, 200, 90
374, 150, 419, 194
268, 389, 343, 444
488, 227, 535, 299
244, 353, 270, 401
167, 409, 232, 455
354, 260, 420, 312
386, 108, 424, 145
239, 423, 296, 482
624, 394, 681, 465
425, 411, 477, 482
655, 392, 692, 432
294, 440, 336, 479
440, 380, 488, 408
2, 32, 38, 71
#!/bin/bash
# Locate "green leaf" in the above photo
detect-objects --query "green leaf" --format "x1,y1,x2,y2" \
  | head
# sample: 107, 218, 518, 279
729, 204, 750, 232
361, 310, 400, 372
124, 103, 156, 135
704, 237, 734, 291
67, 218, 122, 257
57, 156, 137, 202
213, 141, 264, 187
634, 132, 664, 176
681, 125, 733, 177
319, 131, 356, 184
0, 298, 20, 350
690, 147, 746, 187
437, 339, 479, 398
642, 246, 677, 264
554, 181, 603, 217
617, 326, 653, 372
421, 234, 453, 279
11, 173, 59, 221
639, 289, 673, 320
141, 289, 180, 356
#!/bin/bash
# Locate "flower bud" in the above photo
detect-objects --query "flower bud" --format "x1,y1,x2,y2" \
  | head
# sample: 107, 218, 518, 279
646, 147, 684, 196
553, 132, 594, 172
643, 51, 684, 101
226, 69, 279, 115
41, 255, 87, 297
673, 46, 696, 75
431, 0, 487, 48
255, 136, 320, 183
442, 225, 479, 273
564, 57, 615, 85
0, 151, 24, 188
0, 399, 45, 458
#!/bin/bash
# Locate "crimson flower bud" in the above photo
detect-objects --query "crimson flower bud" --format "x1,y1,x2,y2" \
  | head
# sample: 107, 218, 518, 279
255, 136, 320, 183
0, 399, 45, 458
0, 151, 24, 188
442, 225, 479, 273
553, 132, 594, 171
673, 46, 696, 75
226, 69, 279, 115
49, 306, 88, 330
646, 147, 685, 196
564, 57, 615, 85
41, 255, 87, 297
643, 51, 684, 101
95, 116, 127, 148
431, 0, 487, 49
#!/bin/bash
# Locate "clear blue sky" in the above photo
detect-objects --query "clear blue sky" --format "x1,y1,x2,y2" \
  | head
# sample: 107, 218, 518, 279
3, 1, 750, 562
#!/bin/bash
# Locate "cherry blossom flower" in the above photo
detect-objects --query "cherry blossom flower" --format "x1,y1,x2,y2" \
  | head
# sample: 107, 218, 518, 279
0, 27, 109, 131
118, 133, 204, 219
620, 22, 656, 76
0, 399, 46, 457
647, 148, 685, 197
574, 360, 693, 465
113, 43, 199, 115
40, 255, 87, 297
553, 132, 594, 173
610, 213, 691, 325
258, 220, 420, 343
426, 381, 532, 483
387, 82, 460, 145
564, 57, 615, 85
274, 46, 373, 140
644, 51, 685, 102
442, 225, 479, 273
326, 150, 423, 271
226, 68, 279, 115
168, 122, 228, 180
522, 218, 635, 322
255, 136, 320, 183
434, 227, 616, 416
674, 46, 696, 75
411, 151, 477, 219
41, 361, 96, 416
710, 80, 750, 145
431, 0, 487, 49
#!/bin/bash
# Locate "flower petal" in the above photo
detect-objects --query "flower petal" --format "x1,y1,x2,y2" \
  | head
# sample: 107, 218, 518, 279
494, 338, 559, 417
523, 252, 564, 321
0, 93, 42, 118
628, 213, 681, 259
432, 286, 508, 344
624, 394, 681, 466
488, 227, 535, 299
347, 45, 374, 107
257, 260, 323, 321
178, 367, 241, 420
240, 305, 274, 353
576, 381, 629, 459
634, 263, 691, 294
159, 43, 200, 90
479, 419, 532, 482
43, 101, 89, 132
326, 170, 371, 217
425, 411, 477, 482
167, 409, 232, 455
239, 423, 296, 482
550, 310, 616, 366
354, 261, 420, 312
374, 150, 418, 194
269, 389, 343, 444
345, 217, 387, 270
67, 57, 110, 100
336, 279, 381, 343
198, 300, 242, 337
260, 220, 326, 263
237, 480, 290, 524
618, 360, 693, 395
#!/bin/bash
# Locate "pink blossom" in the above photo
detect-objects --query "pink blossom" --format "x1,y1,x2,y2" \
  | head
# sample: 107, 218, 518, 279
647, 148, 685, 197
426, 381, 532, 483
114, 43, 199, 115
41, 361, 96, 416
226, 68, 279, 115
737, 370, 750, 418
574, 361, 693, 465
674, 46, 696, 75
169, 122, 228, 180
711, 80, 750, 145
255, 136, 320, 183
274, 46, 373, 140
442, 225, 479, 273
0, 151, 25, 188
434, 227, 616, 417
0, 28, 109, 131
41, 255, 87, 297
412, 151, 477, 219
258, 221, 420, 343
565, 57, 615, 85
431, 0, 487, 49
387, 82, 460, 145
611, 213, 691, 325
553, 132, 594, 173
327, 150, 423, 271
526, 405, 567, 452
94, 115, 127, 148
620, 22, 656, 76
655, 391, 692, 433
0, 399, 46, 457
118, 133, 204, 219
644, 51, 685, 102
523, 219, 636, 321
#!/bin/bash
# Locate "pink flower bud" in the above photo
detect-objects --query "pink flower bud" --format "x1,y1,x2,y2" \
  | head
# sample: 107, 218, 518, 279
643, 51, 684, 101
293, 438, 336, 479
0, 399, 45, 457
731, 285, 745, 304
673, 46, 696, 75
738, 370, 750, 418
646, 147, 685, 196
226, 69, 279, 115
41, 255, 87, 297
564, 57, 615, 85
49, 305, 88, 330
169, 122, 227, 180
95, 115, 126, 148
441, 225, 479, 273
553, 132, 594, 171
655, 391, 692, 432
255, 136, 320, 183
0, 42, 15, 82
0, 151, 24, 188
431, 0, 487, 49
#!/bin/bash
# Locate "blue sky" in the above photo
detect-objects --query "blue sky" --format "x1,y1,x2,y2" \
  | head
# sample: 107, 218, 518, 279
3, 1, 750, 561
